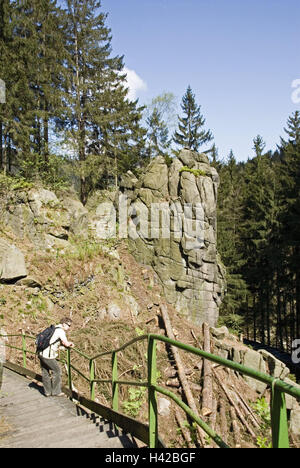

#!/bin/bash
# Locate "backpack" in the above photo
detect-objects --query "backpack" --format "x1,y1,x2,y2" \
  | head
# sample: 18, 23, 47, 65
35, 325, 59, 354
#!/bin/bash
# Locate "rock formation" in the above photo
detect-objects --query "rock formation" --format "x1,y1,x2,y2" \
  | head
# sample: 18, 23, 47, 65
0, 188, 88, 250
119, 149, 226, 326
0, 238, 27, 283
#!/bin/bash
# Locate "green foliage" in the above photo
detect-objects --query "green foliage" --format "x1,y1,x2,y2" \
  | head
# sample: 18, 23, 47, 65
173, 85, 213, 152
218, 313, 244, 334
215, 130, 300, 350
0, 0, 146, 204
0, 173, 34, 193
179, 166, 206, 177
256, 436, 272, 449
65, 238, 103, 261
135, 327, 145, 337
145, 107, 171, 160
252, 397, 271, 429
122, 386, 146, 418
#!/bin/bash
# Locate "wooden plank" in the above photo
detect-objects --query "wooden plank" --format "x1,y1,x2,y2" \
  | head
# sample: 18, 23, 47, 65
4, 361, 165, 448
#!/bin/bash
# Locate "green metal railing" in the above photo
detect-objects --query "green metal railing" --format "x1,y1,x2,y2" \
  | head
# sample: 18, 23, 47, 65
1, 331, 300, 448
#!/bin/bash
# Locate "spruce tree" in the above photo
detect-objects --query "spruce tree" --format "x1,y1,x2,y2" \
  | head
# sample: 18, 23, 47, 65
217, 151, 248, 331
146, 108, 170, 160
241, 137, 278, 343
58, 0, 145, 202
173, 85, 213, 152
0, 0, 67, 177
278, 112, 300, 342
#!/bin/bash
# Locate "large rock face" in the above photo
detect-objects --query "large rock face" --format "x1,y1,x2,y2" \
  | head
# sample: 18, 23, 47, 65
1, 188, 88, 249
0, 238, 27, 282
119, 149, 226, 326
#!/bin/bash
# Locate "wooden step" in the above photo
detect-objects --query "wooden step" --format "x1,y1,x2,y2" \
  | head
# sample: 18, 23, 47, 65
0, 368, 136, 448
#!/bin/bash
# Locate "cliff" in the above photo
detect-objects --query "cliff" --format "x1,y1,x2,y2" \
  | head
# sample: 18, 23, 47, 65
119, 149, 226, 326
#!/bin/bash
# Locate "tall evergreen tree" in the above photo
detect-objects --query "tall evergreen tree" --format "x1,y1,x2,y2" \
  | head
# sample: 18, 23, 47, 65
277, 111, 300, 342
146, 107, 170, 160
0, 0, 67, 177
57, 0, 145, 202
217, 151, 248, 330
173, 85, 213, 152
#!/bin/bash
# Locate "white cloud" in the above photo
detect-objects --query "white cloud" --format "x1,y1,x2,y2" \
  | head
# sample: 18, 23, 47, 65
124, 67, 147, 101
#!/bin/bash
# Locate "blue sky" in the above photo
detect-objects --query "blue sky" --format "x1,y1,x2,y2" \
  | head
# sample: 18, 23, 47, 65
101, 0, 300, 161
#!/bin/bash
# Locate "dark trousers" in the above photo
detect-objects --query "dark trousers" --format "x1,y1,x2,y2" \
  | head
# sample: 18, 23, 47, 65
39, 356, 62, 396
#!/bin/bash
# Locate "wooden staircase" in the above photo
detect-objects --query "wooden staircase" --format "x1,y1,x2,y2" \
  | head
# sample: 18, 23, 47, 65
0, 368, 137, 448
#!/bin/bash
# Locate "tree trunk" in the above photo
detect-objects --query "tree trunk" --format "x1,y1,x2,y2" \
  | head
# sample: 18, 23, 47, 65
160, 304, 206, 447
44, 115, 49, 165
201, 323, 213, 417
0, 121, 3, 170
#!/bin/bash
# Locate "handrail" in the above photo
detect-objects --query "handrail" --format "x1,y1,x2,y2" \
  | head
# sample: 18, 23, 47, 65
1, 331, 300, 448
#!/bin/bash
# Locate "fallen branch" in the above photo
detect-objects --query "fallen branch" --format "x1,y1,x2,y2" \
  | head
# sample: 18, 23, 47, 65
234, 389, 260, 429
201, 322, 213, 417
175, 408, 194, 448
160, 304, 206, 447
166, 378, 180, 388
219, 400, 228, 444
213, 368, 256, 439
165, 367, 193, 379
230, 407, 241, 448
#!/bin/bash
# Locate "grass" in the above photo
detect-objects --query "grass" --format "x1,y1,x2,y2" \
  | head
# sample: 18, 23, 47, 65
179, 166, 207, 177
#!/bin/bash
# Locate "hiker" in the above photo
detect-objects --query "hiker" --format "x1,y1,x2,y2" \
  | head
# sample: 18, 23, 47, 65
38, 317, 74, 397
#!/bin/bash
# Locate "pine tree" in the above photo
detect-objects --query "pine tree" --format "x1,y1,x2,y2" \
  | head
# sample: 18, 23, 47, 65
241, 137, 278, 343
277, 112, 300, 342
146, 108, 170, 160
173, 85, 213, 152
58, 0, 145, 203
0, 0, 67, 177
95, 83, 146, 189
217, 151, 248, 330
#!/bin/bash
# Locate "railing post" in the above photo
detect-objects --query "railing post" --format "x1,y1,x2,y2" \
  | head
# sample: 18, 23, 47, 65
21, 333, 27, 368
67, 347, 72, 393
89, 359, 95, 401
112, 351, 118, 412
271, 381, 289, 448
148, 336, 158, 448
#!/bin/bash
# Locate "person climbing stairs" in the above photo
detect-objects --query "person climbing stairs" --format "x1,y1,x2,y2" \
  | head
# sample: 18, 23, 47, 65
0, 368, 136, 448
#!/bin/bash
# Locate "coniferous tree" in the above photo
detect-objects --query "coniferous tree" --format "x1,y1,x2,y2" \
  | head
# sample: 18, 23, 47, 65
146, 108, 170, 160
241, 137, 278, 343
0, 0, 67, 177
173, 85, 213, 152
277, 111, 300, 342
217, 151, 248, 331
58, 0, 145, 202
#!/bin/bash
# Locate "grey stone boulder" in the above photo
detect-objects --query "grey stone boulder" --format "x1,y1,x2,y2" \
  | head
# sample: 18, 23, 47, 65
28, 188, 59, 212
290, 408, 300, 434
157, 397, 171, 417
15, 276, 42, 289
283, 377, 300, 410
258, 350, 290, 380
178, 148, 197, 168
142, 156, 169, 196
124, 294, 140, 317
0, 238, 27, 282
120, 171, 138, 190
107, 303, 122, 320
210, 326, 229, 340
61, 198, 89, 237
241, 348, 267, 394
120, 149, 226, 327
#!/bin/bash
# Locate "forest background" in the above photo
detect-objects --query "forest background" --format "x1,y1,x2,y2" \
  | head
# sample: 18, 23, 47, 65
0, 0, 299, 353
